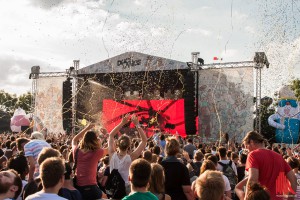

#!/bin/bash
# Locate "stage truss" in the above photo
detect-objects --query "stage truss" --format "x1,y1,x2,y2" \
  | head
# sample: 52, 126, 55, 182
29, 52, 269, 136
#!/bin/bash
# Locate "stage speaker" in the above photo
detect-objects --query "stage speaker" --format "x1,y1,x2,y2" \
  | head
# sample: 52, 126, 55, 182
183, 70, 197, 135
62, 78, 72, 133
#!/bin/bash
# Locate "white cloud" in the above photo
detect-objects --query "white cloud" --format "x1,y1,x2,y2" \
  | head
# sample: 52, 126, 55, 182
244, 26, 255, 34
0, 0, 299, 97
150, 27, 166, 36
200, 6, 211, 10
232, 11, 248, 21
221, 49, 238, 60
187, 28, 212, 36
134, 0, 145, 7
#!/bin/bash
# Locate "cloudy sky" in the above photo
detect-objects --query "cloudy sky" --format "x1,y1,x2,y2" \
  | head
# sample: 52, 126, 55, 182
0, 0, 299, 96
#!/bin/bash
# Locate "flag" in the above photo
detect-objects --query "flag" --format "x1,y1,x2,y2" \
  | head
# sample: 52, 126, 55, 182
213, 57, 223, 61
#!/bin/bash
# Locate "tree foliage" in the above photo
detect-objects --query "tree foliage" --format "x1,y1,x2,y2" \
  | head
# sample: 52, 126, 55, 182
0, 90, 32, 116
0, 90, 32, 132
254, 96, 276, 144
290, 79, 300, 100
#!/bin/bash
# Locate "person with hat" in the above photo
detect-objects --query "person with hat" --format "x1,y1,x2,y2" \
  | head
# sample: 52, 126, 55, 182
24, 132, 51, 182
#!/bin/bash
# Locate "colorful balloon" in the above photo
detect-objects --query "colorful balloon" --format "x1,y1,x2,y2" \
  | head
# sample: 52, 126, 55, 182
10, 108, 30, 133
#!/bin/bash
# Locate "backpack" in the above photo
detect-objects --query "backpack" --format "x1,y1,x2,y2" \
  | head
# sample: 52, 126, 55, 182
218, 160, 238, 190
189, 161, 202, 178
105, 169, 126, 199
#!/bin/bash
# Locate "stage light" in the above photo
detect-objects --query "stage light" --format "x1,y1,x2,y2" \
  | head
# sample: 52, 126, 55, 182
186, 62, 193, 68
254, 52, 269, 68
198, 58, 204, 66
29, 66, 40, 79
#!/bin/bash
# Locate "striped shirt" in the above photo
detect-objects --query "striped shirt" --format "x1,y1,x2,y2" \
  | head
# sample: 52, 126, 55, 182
24, 139, 51, 178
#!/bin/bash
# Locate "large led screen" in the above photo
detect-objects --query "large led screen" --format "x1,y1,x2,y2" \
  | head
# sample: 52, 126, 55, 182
102, 99, 187, 137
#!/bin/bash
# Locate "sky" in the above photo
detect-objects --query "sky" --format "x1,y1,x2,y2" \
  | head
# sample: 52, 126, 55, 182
0, 0, 299, 97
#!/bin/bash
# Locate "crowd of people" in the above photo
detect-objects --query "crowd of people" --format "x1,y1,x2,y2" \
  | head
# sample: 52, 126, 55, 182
0, 114, 299, 200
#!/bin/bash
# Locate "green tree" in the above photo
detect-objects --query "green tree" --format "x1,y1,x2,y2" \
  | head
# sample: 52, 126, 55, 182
16, 92, 32, 113
0, 90, 18, 115
0, 90, 32, 116
0, 110, 11, 132
254, 96, 276, 144
290, 79, 300, 100
0, 90, 32, 132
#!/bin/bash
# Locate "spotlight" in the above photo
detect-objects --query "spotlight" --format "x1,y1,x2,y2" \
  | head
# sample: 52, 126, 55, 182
186, 62, 193, 68
198, 58, 204, 66
254, 52, 269, 68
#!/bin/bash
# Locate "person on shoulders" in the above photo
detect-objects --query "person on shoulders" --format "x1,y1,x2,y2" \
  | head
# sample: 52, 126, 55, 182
71, 123, 108, 200
242, 131, 297, 200
24, 132, 51, 182
108, 114, 147, 196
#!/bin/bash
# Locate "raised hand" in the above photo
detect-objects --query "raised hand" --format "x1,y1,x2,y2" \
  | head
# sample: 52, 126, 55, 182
100, 127, 108, 135
121, 113, 131, 125
86, 123, 95, 130
131, 114, 139, 125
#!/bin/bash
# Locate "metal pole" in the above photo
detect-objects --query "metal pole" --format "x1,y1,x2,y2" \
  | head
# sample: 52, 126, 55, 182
255, 62, 262, 134
72, 60, 80, 134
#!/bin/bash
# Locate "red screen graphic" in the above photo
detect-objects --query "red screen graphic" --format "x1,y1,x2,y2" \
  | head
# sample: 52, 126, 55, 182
102, 99, 187, 137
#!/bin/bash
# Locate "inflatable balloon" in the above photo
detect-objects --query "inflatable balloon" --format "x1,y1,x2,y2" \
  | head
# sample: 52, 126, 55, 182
268, 86, 300, 143
10, 108, 30, 133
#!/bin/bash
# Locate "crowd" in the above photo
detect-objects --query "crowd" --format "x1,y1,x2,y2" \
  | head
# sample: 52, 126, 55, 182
0, 114, 299, 200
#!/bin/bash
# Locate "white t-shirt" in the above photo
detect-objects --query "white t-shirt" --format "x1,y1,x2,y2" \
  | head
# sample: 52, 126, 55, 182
109, 152, 132, 185
25, 191, 67, 200
222, 175, 232, 192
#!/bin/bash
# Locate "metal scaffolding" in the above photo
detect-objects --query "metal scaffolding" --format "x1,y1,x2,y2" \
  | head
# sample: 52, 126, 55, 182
29, 52, 269, 134
190, 52, 269, 134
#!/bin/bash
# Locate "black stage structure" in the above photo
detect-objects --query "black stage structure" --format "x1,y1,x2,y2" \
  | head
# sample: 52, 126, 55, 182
30, 51, 269, 139
73, 52, 198, 135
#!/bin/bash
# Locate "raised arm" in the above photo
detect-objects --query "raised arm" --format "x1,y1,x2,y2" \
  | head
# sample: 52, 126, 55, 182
99, 127, 109, 156
130, 114, 147, 160
108, 114, 131, 157
72, 123, 94, 148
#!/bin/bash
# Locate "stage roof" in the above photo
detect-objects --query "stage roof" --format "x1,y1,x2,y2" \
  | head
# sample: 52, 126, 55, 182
78, 52, 189, 74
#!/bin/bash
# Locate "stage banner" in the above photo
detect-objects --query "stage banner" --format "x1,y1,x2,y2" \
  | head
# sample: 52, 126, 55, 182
35, 77, 65, 134
198, 67, 254, 142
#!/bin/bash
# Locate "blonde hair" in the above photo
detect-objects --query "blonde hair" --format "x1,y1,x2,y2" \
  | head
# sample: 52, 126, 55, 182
195, 170, 225, 200
149, 163, 165, 194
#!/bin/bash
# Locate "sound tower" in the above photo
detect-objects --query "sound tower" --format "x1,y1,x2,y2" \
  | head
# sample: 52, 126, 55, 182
62, 78, 72, 134
183, 70, 197, 135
